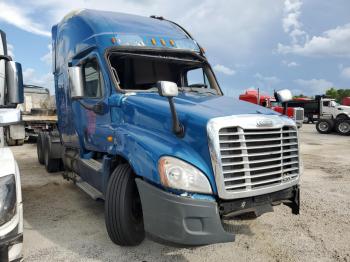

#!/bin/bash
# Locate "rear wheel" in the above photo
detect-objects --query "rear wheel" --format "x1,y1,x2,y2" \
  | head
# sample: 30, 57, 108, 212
43, 134, 61, 172
5, 129, 16, 146
105, 164, 145, 246
335, 120, 350, 136
316, 119, 334, 134
37, 132, 45, 165
16, 139, 24, 146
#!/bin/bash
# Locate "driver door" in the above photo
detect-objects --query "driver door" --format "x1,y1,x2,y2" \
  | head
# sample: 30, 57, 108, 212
72, 55, 111, 153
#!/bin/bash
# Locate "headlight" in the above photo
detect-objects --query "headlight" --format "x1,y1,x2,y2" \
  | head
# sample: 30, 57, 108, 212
0, 174, 17, 226
158, 156, 212, 194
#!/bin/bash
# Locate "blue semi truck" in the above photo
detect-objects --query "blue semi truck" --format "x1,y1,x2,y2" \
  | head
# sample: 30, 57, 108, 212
37, 9, 301, 246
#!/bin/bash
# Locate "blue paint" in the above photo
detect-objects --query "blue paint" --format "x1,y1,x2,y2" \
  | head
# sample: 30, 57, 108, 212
52, 10, 280, 196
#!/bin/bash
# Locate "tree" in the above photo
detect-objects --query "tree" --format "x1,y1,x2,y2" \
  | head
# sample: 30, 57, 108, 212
325, 88, 338, 99
325, 88, 350, 103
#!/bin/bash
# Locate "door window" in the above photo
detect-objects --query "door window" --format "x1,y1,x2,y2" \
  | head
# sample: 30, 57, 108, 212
82, 58, 104, 98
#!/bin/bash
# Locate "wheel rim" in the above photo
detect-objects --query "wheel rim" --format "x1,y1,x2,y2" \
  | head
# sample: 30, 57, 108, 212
319, 122, 329, 132
338, 122, 350, 133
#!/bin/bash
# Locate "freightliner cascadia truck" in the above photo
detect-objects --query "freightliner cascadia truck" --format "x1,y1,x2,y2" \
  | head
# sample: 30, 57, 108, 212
38, 9, 301, 246
0, 29, 24, 261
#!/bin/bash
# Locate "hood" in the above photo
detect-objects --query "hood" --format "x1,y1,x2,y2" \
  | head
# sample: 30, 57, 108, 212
338, 105, 350, 112
123, 92, 280, 129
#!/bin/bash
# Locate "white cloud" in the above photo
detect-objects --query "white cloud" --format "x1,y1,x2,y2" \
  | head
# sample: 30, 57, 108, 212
213, 64, 236, 76
0, 2, 50, 37
41, 44, 52, 66
340, 67, 350, 79
282, 60, 299, 67
254, 73, 280, 87
294, 78, 333, 94
282, 0, 307, 44
7, 0, 283, 62
23, 68, 53, 92
278, 24, 350, 57
278, 0, 350, 57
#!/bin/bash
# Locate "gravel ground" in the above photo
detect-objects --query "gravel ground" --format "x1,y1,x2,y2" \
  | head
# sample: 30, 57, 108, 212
10, 124, 350, 262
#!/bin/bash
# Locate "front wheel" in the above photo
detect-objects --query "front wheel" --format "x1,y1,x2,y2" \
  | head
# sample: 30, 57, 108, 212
316, 119, 334, 134
105, 164, 145, 246
335, 120, 350, 136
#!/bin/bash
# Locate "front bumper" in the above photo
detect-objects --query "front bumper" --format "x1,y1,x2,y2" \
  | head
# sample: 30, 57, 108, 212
136, 179, 300, 246
136, 179, 234, 246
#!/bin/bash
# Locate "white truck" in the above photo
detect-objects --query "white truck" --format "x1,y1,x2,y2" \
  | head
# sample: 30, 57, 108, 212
316, 97, 350, 135
0, 29, 24, 262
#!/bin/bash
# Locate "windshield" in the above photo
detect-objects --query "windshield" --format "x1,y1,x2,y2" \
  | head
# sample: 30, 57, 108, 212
270, 101, 281, 107
108, 52, 221, 95
330, 101, 339, 107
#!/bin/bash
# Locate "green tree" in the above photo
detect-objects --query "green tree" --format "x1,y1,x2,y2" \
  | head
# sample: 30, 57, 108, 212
325, 88, 338, 99
325, 88, 350, 103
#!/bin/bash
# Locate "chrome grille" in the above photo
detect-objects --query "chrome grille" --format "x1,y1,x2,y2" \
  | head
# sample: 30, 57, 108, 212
218, 126, 299, 193
294, 108, 304, 122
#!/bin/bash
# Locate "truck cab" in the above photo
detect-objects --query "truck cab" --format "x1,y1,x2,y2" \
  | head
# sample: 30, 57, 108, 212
42, 9, 301, 246
320, 98, 350, 120
239, 89, 304, 127
0, 29, 24, 262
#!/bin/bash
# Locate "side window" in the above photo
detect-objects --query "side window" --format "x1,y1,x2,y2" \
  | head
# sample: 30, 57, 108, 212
323, 101, 330, 107
186, 68, 211, 88
82, 58, 104, 98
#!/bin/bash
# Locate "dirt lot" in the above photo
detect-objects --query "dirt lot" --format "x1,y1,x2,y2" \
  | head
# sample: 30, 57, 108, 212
10, 124, 350, 262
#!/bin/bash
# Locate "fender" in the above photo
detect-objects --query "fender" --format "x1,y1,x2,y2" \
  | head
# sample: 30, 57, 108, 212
107, 123, 218, 194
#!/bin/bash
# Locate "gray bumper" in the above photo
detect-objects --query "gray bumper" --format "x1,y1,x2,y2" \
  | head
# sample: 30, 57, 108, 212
136, 179, 234, 246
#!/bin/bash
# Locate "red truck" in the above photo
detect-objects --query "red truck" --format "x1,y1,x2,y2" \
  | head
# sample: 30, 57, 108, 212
239, 89, 304, 127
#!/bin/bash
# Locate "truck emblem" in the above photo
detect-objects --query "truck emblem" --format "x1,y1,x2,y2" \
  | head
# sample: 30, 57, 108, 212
256, 119, 273, 127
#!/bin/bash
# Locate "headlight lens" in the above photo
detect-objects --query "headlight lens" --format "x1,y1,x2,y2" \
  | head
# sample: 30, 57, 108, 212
0, 174, 17, 226
158, 156, 212, 194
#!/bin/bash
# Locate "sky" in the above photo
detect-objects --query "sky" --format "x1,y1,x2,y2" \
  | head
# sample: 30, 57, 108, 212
0, 0, 349, 97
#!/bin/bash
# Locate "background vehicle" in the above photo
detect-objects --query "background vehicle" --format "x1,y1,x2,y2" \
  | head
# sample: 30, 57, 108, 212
38, 10, 301, 246
342, 97, 350, 106
0, 29, 24, 262
239, 89, 304, 127
21, 85, 57, 139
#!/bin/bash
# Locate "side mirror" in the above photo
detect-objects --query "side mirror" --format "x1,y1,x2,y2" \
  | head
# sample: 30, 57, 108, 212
156, 81, 184, 137
68, 66, 84, 99
157, 81, 178, 97
274, 89, 292, 103
6, 61, 24, 104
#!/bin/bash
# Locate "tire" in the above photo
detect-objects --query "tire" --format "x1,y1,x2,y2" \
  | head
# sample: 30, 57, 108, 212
16, 139, 24, 146
43, 134, 61, 173
105, 164, 145, 246
335, 120, 350, 136
37, 132, 45, 165
5, 129, 16, 146
316, 119, 334, 134
336, 114, 348, 121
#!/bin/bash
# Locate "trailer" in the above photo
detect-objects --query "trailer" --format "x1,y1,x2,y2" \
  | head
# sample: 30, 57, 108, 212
21, 85, 57, 139
38, 9, 301, 246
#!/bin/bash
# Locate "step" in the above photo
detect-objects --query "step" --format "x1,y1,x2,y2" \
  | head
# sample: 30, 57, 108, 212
80, 158, 102, 172
76, 179, 103, 200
